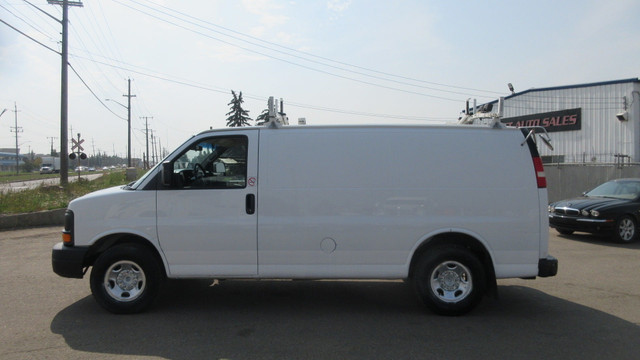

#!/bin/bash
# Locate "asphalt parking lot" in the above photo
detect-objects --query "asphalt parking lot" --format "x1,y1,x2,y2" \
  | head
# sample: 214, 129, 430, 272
1, 227, 639, 360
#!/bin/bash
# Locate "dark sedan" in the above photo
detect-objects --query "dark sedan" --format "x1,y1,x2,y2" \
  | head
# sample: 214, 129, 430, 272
548, 178, 640, 243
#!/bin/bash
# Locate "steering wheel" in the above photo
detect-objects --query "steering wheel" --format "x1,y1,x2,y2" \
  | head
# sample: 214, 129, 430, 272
193, 163, 206, 179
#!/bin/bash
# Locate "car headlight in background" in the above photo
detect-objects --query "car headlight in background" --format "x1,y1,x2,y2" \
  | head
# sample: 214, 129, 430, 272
590, 210, 600, 217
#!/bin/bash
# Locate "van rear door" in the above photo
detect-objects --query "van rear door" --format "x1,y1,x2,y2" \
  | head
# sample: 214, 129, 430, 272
156, 130, 259, 277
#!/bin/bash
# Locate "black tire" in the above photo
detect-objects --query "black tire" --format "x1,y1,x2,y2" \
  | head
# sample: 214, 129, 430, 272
556, 229, 574, 236
413, 246, 486, 316
614, 215, 637, 243
90, 244, 162, 314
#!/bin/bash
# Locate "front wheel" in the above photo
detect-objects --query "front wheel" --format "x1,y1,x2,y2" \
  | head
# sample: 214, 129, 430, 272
90, 244, 162, 314
413, 246, 486, 316
614, 215, 637, 243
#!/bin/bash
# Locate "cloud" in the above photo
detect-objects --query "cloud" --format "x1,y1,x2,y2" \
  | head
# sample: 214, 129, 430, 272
327, 0, 352, 13
241, 0, 289, 28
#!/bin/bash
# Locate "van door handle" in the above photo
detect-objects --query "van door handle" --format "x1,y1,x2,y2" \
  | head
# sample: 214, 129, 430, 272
246, 194, 255, 215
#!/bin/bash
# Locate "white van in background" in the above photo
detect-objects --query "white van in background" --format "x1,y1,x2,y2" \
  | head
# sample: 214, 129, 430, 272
52, 124, 557, 315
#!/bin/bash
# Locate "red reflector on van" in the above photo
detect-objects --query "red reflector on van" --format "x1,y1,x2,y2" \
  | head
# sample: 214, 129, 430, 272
532, 157, 546, 188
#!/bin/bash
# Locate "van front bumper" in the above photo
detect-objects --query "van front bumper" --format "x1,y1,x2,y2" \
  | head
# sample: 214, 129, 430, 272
52, 242, 89, 279
538, 255, 558, 277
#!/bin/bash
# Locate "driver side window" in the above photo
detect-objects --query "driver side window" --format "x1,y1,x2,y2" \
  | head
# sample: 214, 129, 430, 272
171, 136, 248, 189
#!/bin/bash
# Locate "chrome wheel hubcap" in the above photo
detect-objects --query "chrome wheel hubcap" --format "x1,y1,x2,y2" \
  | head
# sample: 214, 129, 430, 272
104, 260, 146, 302
430, 261, 472, 303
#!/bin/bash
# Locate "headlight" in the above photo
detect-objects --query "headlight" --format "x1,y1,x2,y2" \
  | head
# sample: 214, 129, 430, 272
548, 205, 555, 213
590, 210, 600, 217
581, 210, 589, 216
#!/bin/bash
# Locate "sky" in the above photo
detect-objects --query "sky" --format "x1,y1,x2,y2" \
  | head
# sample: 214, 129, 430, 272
0, 0, 639, 158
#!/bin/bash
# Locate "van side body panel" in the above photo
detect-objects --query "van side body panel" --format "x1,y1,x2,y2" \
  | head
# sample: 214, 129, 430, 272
256, 126, 541, 279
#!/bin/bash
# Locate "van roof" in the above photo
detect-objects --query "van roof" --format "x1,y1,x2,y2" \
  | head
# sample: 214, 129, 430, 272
197, 123, 518, 136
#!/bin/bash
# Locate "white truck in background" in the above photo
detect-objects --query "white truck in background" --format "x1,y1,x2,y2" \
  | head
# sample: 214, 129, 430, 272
52, 123, 557, 315
40, 156, 61, 174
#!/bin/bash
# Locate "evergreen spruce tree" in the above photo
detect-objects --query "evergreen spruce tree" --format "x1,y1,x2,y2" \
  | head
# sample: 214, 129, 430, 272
255, 108, 269, 126
225, 90, 252, 127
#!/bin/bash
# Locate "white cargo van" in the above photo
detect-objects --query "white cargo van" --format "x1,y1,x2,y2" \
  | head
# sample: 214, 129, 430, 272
52, 124, 557, 315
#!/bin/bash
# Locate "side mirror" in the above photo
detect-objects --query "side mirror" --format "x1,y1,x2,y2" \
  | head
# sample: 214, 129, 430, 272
161, 161, 173, 186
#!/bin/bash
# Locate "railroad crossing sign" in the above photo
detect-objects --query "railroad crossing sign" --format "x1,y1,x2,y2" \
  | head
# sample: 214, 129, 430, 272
71, 137, 84, 152
69, 133, 87, 160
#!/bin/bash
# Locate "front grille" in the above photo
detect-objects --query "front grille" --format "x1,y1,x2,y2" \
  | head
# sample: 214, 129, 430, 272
554, 207, 580, 216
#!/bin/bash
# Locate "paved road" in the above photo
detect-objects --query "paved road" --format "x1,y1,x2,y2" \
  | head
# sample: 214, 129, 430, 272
0, 173, 104, 193
0, 228, 638, 359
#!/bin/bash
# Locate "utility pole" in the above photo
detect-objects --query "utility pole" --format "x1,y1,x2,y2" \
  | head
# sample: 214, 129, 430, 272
155, 135, 159, 165
150, 130, 156, 167
140, 116, 153, 169
47, 136, 58, 155
10, 102, 22, 174
48, 0, 83, 186
123, 78, 136, 167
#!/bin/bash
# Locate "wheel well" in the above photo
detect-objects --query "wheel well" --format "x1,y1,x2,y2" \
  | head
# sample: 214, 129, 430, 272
84, 233, 167, 278
623, 213, 639, 224
409, 232, 497, 292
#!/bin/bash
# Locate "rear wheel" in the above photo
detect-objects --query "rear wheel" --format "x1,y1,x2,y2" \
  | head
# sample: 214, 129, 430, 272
614, 215, 637, 243
90, 244, 162, 314
413, 246, 486, 316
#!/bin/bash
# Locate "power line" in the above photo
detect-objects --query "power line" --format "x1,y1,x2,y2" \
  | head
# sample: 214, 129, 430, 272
110, 0, 478, 101
68, 16, 119, 96
131, 0, 503, 96
71, 52, 448, 121
0, 3, 55, 41
0, 18, 60, 55
2, 2, 153, 124
68, 62, 127, 121
2, 1, 461, 124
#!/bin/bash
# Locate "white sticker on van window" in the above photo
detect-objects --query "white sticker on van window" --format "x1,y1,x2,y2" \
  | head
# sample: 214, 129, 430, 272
248, 177, 256, 186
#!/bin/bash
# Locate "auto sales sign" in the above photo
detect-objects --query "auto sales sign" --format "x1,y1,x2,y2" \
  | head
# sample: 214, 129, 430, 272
501, 108, 581, 132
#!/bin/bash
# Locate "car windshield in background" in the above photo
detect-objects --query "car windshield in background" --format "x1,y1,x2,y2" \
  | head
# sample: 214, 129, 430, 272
586, 180, 640, 200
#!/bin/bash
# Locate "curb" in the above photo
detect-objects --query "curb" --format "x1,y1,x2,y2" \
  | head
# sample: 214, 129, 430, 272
0, 209, 65, 231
